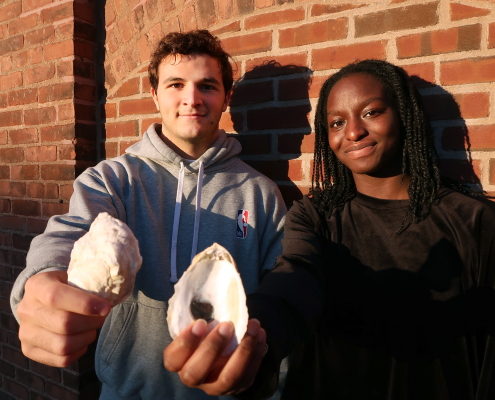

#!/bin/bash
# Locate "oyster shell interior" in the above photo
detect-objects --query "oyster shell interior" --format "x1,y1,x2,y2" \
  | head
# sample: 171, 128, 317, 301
67, 212, 142, 307
167, 243, 249, 354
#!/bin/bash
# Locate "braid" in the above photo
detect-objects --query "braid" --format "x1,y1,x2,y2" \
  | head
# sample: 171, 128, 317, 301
310, 60, 441, 234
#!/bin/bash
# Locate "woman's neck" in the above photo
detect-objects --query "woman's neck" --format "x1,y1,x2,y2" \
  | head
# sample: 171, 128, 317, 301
353, 173, 410, 200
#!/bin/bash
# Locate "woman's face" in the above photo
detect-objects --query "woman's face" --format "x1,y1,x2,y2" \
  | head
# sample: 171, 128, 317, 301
326, 73, 403, 178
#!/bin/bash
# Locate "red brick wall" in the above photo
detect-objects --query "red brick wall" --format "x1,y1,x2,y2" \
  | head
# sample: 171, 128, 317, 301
1, 0, 495, 398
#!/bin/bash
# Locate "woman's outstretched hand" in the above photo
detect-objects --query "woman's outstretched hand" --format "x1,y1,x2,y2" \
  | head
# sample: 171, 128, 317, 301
163, 319, 266, 396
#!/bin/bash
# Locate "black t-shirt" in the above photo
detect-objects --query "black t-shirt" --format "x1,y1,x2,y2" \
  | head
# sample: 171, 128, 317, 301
245, 188, 495, 400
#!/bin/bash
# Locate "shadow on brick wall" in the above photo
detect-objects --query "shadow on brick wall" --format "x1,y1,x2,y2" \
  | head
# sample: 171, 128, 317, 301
230, 61, 313, 209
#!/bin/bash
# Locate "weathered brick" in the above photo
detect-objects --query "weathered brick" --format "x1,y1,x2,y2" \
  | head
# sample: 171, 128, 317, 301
44, 40, 73, 60
0, 232, 12, 247
74, 2, 94, 24
9, 13, 38, 35
26, 26, 55, 45
246, 7, 304, 30
12, 199, 40, 217
0, 2, 22, 22
402, 62, 435, 87
230, 81, 273, 106
9, 128, 37, 145
311, 3, 366, 16
0, 35, 23, 54
60, 184, 73, 201
438, 159, 480, 183
2, 347, 28, 369
106, 28, 119, 54
0, 55, 11, 72
218, 0, 235, 20
58, 103, 75, 120
0, 199, 9, 214
197, 0, 216, 27
450, 3, 490, 21
24, 0, 53, 12
41, 2, 73, 23
147, 22, 164, 50
0, 358, 14, 378
44, 183, 59, 199
490, 159, 495, 185
42, 202, 69, 217
3, 377, 28, 399
211, 21, 241, 36
11, 165, 39, 180
0, 110, 22, 128
10, 182, 26, 197
312, 41, 387, 71
279, 18, 347, 48
27, 218, 48, 234
120, 98, 157, 116
248, 105, 311, 130
40, 164, 75, 181
440, 57, 495, 85
181, 5, 198, 32
0, 147, 23, 163
0, 129, 6, 144
489, 23, 495, 49
124, 46, 140, 71
40, 124, 74, 142
12, 234, 33, 251
278, 77, 312, 101
455, 93, 490, 119
244, 160, 302, 181
110, 78, 140, 99
245, 53, 308, 79
457, 24, 482, 52
219, 112, 243, 132
105, 121, 138, 139
39, 82, 74, 103
24, 64, 56, 85
132, 4, 145, 32
235, 134, 271, 155
117, 16, 133, 43
103, 141, 118, 158
27, 182, 44, 198
105, 103, 117, 119
105, 2, 116, 26
112, 54, 129, 80
0, 181, 10, 195
8, 88, 38, 107
0, 216, 25, 231
120, 139, 140, 155
24, 107, 57, 126
221, 31, 272, 56
442, 125, 495, 151
0, 71, 22, 91
355, 2, 439, 37
279, 132, 315, 154
163, 16, 181, 36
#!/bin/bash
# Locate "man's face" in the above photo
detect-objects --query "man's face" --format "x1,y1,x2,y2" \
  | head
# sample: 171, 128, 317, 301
151, 53, 230, 158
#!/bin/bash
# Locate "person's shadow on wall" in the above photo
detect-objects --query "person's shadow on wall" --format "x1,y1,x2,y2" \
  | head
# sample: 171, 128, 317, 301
228, 61, 313, 209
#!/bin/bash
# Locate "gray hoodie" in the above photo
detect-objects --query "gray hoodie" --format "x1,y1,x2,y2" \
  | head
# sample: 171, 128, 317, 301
11, 124, 286, 399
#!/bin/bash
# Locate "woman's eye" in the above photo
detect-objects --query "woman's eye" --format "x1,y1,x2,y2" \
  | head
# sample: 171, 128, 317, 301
364, 109, 381, 118
329, 120, 344, 129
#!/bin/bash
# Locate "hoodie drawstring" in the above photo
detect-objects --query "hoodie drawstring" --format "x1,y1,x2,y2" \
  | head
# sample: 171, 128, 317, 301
170, 161, 204, 283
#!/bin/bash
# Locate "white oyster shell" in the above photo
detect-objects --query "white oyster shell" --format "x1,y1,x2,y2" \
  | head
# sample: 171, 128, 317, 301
67, 212, 142, 307
167, 243, 249, 355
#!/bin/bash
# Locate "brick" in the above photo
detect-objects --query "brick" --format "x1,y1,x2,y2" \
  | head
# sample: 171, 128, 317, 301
211, 21, 241, 36
0, 147, 23, 163
278, 77, 312, 101
105, 121, 138, 139
197, 0, 216, 28
27, 182, 44, 198
60, 184, 73, 201
120, 98, 157, 116
41, 2, 73, 23
279, 132, 315, 154
44, 40, 74, 60
0, 232, 12, 246
248, 105, 311, 130
10, 182, 26, 197
39, 82, 74, 103
27, 218, 49, 234
440, 57, 495, 85
246, 8, 305, 30
74, 83, 95, 102
489, 23, 495, 49
25, 26, 55, 45
124, 46, 140, 71
279, 18, 347, 48
0, 111, 21, 128
312, 41, 387, 71
44, 183, 59, 199
103, 141, 118, 158
219, 112, 243, 132
181, 5, 197, 31
40, 164, 75, 181
74, 21, 95, 42
236, 134, 271, 155
105, 2, 116, 26
112, 54, 129, 80
237, 0, 254, 15
8, 88, 38, 107
24, 0, 53, 12
218, 0, 235, 20
0, 2, 22, 22
40, 124, 74, 142
2, 347, 28, 369
0, 216, 25, 231
0, 55, 12, 72
12, 234, 33, 251
24, 64, 55, 85
145, 0, 163, 20
431, 28, 457, 54
163, 16, 181, 36
450, 3, 490, 21
106, 28, 119, 54
0, 71, 22, 91
245, 53, 308, 78
74, 39, 94, 60
0, 181, 10, 195
74, 2, 94, 24
11, 165, 39, 180
222, 31, 272, 56
244, 160, 302, 181
12, 51, 27, 69
74, 104, 96, 121
0, 359, 14, 379
490, 159, 495, 185
311, 3, 366, 16
57, 21, 73, 40
105, 103, 117, 119
120, 139, 140, 155
24, 107, 56, 126
438, 159, 480, 183
117, 17, 133, 43
58, 103, 75, 120
142, 77, 152, 93
0, 129, 6, 144
45, 382, 80, 400
457, 24, 481, 52
42, 202, 69, 217
402, 62, 435, 87
442, 125, 495, 151
422, 94, 461, 121
230, 81, 273, 106
9, 128, 37, 145
147, 22, 164, 50
12, 199, 40, 217
9, 13, 38, 35
0, 165, 8, 179
355, 2, 438, 37
255, 0, 273, 9
0, 199, 10, 214
454, 93, 490, 119
3, 377, 28, 399
137, 35, 151, 63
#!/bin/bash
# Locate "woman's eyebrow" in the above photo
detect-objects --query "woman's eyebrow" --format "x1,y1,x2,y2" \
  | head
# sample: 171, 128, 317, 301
327, 96, 387, 115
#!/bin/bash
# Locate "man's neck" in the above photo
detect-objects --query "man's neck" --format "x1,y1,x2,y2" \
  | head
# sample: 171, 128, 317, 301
156, 126, 218, 160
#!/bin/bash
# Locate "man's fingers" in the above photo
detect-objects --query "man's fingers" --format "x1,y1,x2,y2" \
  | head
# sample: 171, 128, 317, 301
164, 319, 207, 372
21, 342, 88, 368
19, 323, 97, 357
179, 321, 235, 387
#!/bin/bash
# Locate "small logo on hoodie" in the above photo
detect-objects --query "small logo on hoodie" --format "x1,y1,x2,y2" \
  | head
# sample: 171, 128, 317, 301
236, 210, 249, 239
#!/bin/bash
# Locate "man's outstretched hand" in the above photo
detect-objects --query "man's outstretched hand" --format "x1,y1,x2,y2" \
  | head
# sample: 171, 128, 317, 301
164, 319, 266, 396
17, 270, 111, 368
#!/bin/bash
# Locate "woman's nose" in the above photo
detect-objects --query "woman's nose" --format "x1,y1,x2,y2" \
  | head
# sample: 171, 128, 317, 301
345, 118, 366, 141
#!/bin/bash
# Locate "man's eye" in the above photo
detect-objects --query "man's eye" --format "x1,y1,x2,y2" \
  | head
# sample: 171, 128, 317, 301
201, 84, 214, 90
170, 83, 183, 88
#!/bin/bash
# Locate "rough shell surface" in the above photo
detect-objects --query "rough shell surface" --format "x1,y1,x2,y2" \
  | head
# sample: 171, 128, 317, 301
167, 243, 249, 354
67, 212, 142, 307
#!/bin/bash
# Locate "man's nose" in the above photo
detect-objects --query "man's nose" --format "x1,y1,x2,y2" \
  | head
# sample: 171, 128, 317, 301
182, 85, 202, 107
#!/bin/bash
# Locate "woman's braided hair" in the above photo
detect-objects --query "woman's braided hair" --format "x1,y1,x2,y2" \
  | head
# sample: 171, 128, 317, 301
311, 59, 440, 233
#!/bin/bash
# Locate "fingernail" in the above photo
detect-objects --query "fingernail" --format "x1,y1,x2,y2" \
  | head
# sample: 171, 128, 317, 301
96, 303, 110, 315
218, 322, 234, 338
258, 328, 266, 343
192, 319, 207, 336
247, 320, 259, 336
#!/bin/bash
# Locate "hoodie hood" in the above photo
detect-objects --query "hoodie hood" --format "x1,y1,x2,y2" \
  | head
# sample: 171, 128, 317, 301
125, 123, 242, 173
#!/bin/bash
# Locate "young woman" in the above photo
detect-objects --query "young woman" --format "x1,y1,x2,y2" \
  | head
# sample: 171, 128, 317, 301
163, 60, 495, 400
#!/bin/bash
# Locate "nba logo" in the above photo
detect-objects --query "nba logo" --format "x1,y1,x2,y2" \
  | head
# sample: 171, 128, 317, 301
236, 210, 248, 239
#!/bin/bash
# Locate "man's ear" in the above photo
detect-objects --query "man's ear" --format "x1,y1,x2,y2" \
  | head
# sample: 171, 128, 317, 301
151, 87, 160, 111
222, 90, 232, 112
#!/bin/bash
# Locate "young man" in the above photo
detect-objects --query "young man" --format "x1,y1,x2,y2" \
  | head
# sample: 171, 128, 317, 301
11, 30, 286, 399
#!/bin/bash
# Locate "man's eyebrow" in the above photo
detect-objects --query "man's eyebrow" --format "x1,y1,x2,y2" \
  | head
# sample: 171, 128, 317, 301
162, 77, 221, 85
